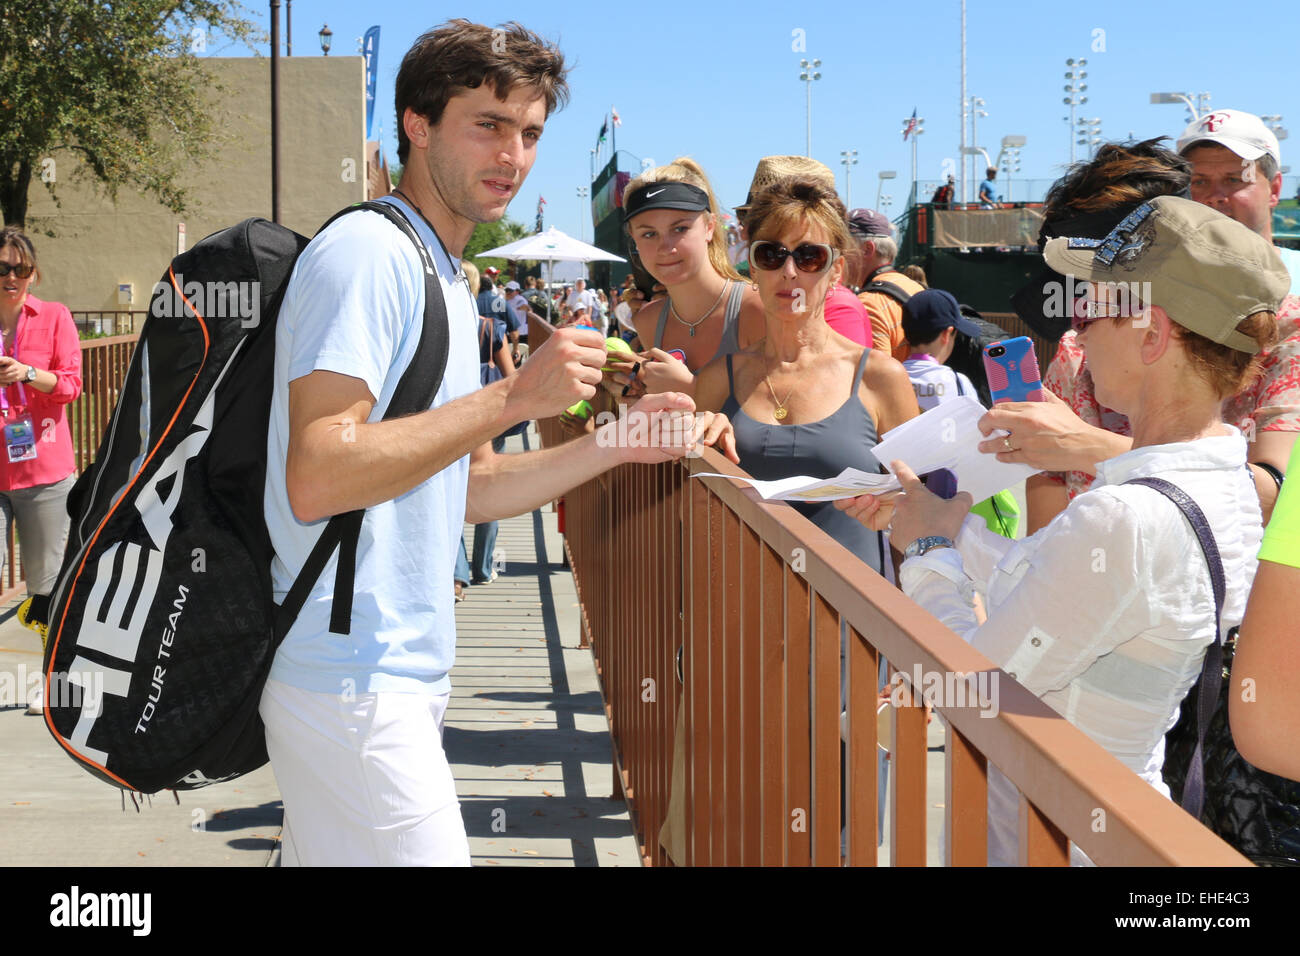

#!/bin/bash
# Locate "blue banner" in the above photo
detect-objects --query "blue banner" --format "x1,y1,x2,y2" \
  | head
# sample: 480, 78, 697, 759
363, 26, 381, 140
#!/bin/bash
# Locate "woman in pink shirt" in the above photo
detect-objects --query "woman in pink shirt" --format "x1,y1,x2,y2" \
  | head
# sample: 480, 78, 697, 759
0, 228, 83, 712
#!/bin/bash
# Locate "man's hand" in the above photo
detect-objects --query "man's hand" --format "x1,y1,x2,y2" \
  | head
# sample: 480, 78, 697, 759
502, 326, 605, 426
976, 388, 1126, 473
639, 348, 695, 395
882, 460, 973, 554
595, 393, 740, 465
0, 357, 29, 385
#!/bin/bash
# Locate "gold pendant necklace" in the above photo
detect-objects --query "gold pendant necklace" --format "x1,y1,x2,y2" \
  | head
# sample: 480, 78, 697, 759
763, 373, 795, 421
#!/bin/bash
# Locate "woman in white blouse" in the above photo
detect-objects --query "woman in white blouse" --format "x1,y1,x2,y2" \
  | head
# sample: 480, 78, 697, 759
838, 196, 1290, 865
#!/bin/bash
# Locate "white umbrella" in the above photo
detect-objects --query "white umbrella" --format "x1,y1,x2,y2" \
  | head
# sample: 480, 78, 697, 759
476, 226, 624, 288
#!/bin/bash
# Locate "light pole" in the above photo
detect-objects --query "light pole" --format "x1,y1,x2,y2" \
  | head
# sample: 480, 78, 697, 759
996, 135, 1026, 204
968, 97, 986, 200
840, 149, 859, 208
1262, 115, 1289, 142
901, 115, 925, 203
799, 58, 822, 158
576, 186, 589, 242
1150, 91, 1208, 124
1076, 117, 1102, 157
590, 148, 597, 182
876, 170, 896, 211
318, 22, 332, 55
1064, 58, 1088, 165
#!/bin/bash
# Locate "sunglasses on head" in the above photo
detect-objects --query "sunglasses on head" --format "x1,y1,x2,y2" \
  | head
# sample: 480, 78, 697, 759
749, 240, 839, 274
0, 262, 34, 279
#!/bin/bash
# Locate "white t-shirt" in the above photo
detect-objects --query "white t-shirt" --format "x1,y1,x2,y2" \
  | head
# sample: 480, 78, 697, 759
614, 301, 635, 334
903, 355, 977, 412
567, 288, 596, 314
264, 196, 480, 696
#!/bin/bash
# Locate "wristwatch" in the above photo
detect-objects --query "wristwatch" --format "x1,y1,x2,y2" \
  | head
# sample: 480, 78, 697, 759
903, 535, 954, 559
23, 365, 36, 383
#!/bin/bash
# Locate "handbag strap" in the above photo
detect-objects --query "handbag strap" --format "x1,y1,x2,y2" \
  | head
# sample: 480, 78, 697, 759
1124, 476, 1225, 821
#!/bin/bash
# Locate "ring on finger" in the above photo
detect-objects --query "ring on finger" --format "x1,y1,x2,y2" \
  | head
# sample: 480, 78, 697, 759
1002, 435, 1014, 452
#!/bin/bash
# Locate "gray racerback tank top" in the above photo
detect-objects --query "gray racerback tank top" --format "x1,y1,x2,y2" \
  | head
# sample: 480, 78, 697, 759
653, 281, 745, 369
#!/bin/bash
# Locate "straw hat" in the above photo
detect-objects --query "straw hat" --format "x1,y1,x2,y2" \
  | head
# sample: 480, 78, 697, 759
736, 155, 837, 217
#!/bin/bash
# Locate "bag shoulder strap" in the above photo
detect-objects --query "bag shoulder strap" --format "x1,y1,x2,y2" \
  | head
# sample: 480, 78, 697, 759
1123, 475, 1225, 821
277, 200, 452, 638
863, 279, 913, 306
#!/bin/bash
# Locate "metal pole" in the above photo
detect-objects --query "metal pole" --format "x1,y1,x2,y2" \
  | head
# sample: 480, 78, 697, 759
845, 166, 851, 209
960, 0, 967, 204
806, 78, 812, 157
286, 0, 292, 55
270, 0, 281, 224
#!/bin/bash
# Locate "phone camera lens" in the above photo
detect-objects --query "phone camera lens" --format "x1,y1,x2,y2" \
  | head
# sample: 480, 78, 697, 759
988, 346, 1005, 357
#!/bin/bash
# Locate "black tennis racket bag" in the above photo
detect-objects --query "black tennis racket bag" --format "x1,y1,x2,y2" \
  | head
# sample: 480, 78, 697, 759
36, 201, 449, 793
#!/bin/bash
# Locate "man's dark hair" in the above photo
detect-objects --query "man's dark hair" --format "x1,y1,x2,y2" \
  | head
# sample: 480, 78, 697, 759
478, 276, 494, 294
986, 166, 997, 177
395, 20, 570, 164
1042, 138, 1190, 220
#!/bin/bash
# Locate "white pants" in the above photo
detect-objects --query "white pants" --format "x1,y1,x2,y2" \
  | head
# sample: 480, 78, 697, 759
259, 678, 470, 866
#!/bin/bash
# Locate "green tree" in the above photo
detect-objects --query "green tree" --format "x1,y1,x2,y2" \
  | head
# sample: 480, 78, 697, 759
0, 1, 260, 229
463, 216, 531, 277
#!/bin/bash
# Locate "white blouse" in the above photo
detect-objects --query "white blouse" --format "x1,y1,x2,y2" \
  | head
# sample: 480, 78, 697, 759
900, 429, 1261, 865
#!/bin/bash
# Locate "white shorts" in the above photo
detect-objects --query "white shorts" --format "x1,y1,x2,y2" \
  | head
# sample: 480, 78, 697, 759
259, 678, 470, 866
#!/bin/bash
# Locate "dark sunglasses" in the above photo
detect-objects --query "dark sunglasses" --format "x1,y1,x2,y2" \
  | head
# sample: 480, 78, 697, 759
749, 240, 839, 274
0, 262, 34, 279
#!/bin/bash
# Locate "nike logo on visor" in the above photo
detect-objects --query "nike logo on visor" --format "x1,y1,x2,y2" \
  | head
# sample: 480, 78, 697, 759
646, 188, 666, 198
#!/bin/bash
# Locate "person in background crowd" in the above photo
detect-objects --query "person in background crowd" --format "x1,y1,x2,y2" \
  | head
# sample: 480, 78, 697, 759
604, 157, 764, 400
614, 287, 640, 347
454, 260, 516, 600
987, 136, 1300, 532
838, 196, 1288, 865
901, 290, 1019, 538
899, 264, 928, 288
476, 274, 505, 323
1178, 109, 1300, 296
849, 208, 923, 361
0, 228, 83, 715
978, 166, 1000, 207
930, 174, 955, 206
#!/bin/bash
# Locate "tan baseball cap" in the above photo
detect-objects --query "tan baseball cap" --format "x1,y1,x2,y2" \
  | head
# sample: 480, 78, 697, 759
1042, 195, 1289, 353
737, 155, 836, 215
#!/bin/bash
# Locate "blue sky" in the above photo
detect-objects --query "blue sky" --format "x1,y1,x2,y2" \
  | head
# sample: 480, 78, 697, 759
218, 0, 1300, 238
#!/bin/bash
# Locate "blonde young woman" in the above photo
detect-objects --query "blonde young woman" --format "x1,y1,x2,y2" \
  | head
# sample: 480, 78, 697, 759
604, 158, 765, 400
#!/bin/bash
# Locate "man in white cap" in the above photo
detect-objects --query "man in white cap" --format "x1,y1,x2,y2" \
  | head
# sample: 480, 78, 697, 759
1178, 109, 1300, 295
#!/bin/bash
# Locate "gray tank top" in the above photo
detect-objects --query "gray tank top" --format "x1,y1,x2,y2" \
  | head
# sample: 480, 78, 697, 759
653, 280, 745, 369
721, 348, 886, 575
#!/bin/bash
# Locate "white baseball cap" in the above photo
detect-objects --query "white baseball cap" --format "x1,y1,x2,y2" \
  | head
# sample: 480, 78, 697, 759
1176, 109, 1281, 165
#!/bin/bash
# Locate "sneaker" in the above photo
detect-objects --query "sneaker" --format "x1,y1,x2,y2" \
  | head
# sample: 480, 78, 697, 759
26, 682, 43, 716
16, 595, 48, 651
454, 581, 466, 603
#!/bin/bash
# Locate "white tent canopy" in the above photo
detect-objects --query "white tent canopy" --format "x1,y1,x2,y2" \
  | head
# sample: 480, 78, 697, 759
475, 225, 624, 287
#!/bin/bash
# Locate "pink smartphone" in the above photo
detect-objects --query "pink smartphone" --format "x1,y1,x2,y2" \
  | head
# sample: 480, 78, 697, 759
982, 337, 1044, 405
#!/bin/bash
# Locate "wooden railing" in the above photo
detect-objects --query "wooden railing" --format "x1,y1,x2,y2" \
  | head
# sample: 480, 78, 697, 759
1, 334, 139, 598
530, 315, 1247, 867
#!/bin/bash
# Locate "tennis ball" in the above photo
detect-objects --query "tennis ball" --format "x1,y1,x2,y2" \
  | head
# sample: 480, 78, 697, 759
565, 399, 593, 420
603, 336, 634, 371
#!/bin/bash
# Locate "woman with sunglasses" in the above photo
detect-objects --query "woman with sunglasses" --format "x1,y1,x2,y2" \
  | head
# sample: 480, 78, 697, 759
838, 197, 1287, 864
605, 158, 765, 400
0, 228, 83, 714
693, 178, 919, 575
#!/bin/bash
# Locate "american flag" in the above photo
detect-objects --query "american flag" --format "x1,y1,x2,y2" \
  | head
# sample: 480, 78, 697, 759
903, 108, 919, 141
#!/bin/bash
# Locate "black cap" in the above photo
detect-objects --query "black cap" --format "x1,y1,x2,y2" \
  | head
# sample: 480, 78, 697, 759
902, 289, 983, 344
623, 182, 710, 223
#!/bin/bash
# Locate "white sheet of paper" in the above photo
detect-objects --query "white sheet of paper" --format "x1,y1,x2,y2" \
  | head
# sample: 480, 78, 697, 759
871, 395, 1039, 502
692, 396, 1038, 503
691, 467, 902, 502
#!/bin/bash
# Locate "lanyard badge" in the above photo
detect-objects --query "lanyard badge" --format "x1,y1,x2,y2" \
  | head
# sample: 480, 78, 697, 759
0, 334, 36, 463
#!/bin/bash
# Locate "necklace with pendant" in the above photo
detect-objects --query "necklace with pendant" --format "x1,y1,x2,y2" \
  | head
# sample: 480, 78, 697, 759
669, 280, 729, 337
763, 372, 795, 421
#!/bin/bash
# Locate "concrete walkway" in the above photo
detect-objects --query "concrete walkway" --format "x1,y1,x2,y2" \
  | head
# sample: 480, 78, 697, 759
0, 427, 638, 866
